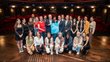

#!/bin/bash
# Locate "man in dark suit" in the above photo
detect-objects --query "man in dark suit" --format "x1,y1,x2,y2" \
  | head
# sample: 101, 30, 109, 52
45, 14, 53, 33
64, 15, 71, 36
58, 15, 65, 33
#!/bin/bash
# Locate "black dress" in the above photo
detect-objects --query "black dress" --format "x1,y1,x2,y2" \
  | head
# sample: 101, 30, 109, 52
71, 21, 77, 38
82, 40, 90, 55
15, 27, 23, 41
23, 24, 29, 45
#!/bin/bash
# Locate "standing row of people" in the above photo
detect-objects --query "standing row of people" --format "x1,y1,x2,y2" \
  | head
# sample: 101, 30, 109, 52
14, 14, 96, 55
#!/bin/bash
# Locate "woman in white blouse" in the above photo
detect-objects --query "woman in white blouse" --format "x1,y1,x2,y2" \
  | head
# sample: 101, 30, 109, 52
45, 32, 54, 55
72, 31, 83, 55
55, 32, 64, 54
34, 32, 44, 54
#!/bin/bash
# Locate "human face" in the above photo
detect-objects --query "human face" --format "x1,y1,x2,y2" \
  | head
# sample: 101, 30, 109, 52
65, 15, 69, 20
39, 16, 43, 21
61, 15, 64, 19
76, 32, 80, 37
58, 32, 62, 38
29, 30, 32, 36
48, 14, 52, 19
84, 16, 88, 21
17, 19, 21, 24
77, 16, 80, 21
58, 15, 61, 20
47, 33, 51, 38
31, 14, 35, 17
22, 18, 26, 24
90, 17, 94, 22
36, 32, 41, 37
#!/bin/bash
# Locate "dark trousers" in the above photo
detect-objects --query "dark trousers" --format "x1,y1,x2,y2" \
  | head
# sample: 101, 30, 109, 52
52, 34, 58, 42
64, 45, 72, 52
36, 45, 44, 54
81, 46, 90, 55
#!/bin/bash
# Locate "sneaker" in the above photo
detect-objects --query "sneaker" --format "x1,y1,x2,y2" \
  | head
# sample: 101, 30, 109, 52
23, 46, 26, 48
68, 51, 72, 54
56, 52, 58, 55
51, 52, 53, 55
77, 52, 80, 55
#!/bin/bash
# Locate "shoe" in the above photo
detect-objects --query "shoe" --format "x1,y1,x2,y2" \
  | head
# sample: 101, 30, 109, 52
23, 46, 26, 48
68, 51, 72, 54
56, 52, 58, 55
77, 52, 80, 55
51, 52, 53, 55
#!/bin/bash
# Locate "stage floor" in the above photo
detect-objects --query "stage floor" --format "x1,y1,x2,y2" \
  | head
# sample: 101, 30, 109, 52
0, 35, 110, 62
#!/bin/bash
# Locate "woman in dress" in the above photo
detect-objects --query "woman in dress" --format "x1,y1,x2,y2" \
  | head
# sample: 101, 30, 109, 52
26, 30, 35, 55
22, 18, 29, 48
14, 18, 24, 53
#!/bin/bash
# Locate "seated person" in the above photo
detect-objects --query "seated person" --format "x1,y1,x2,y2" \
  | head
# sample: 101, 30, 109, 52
26, 30, 35, 55
55, 32, 64, 54
81, 33, 90, 55
45, 32, 54, 55
34, 32, 44, 54
64, 33, 73, 54
72, 31, 83, 55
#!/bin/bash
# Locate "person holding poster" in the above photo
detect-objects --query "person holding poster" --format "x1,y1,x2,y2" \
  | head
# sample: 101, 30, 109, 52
37, 16, 46, 38
51, 16, 59, 41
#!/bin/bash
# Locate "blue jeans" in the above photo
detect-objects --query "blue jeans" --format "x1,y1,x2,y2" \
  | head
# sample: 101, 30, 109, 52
72, 45, 82, 53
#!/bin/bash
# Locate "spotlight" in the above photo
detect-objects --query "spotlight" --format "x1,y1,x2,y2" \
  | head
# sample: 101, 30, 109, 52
43, 9, 46, 11
107, 5, 110, 8
104, 9, 107, 14
51, 6, 55, 9
0, 8, 2, 13
10, 8, 14, 13
92, 8, 96, 13
32, 8, 36, 12
25, 6, 30, 8
81, 8, 85, 13
38, 6, 43, 9
90, 6, 95, 9
70, 8, 74, 12
21, 8, 25, 12
63, 6, 68, 9
76, 6, 81, 9
11, 5, 16, 8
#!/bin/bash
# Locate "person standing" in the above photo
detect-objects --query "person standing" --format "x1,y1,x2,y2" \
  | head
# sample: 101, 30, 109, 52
45, 14, 53, 33
37, 16, 46, 39
14, 18, 24, 53
89, 17, 96, 43
64, 15, 71, 36
77, 16, 85, 35
71, 18, 77, 39
84, 16, 90, 35
22, 18, 29, 48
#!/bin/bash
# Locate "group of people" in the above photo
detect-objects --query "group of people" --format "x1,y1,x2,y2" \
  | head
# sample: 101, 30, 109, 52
14, 14, 96, 56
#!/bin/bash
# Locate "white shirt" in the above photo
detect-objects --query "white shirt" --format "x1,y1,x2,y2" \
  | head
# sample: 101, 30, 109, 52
34, 36, 44, 46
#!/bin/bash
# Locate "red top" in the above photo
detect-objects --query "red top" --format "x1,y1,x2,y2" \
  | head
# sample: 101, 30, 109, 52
37, 21, 46, 33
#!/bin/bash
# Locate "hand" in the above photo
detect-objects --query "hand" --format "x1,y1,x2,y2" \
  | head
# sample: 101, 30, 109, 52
64, 45, 67, 48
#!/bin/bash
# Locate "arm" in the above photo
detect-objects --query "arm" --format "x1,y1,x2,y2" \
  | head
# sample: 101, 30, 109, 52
92, 22, 96, 34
